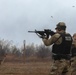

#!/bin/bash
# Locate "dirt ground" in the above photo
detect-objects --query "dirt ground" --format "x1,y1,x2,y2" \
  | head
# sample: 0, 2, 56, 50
0, 62, 51, 75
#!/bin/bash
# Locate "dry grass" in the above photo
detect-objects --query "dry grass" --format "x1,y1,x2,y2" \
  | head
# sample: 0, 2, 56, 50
0, 61, 51, 75
1, 55, 76, 75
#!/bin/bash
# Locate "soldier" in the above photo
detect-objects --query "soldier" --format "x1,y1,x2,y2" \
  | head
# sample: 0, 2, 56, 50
66, 33, 76, 75
42, 22, 72, 75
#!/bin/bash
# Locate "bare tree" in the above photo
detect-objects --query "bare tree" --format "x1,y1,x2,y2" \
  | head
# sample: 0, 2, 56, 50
21, 44, 35, 58
0, 39, 12, 64
36, 44, 51, 58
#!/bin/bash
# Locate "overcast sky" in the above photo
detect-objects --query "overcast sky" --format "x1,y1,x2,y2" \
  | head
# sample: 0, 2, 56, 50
0, 0, 76, 47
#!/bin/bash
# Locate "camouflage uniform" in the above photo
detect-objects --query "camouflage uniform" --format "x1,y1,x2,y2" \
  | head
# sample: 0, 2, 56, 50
66, 33, 76, 75
42, 22, 72, 75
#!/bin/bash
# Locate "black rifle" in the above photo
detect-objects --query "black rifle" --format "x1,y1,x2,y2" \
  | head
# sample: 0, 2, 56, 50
28, 29, 55, 39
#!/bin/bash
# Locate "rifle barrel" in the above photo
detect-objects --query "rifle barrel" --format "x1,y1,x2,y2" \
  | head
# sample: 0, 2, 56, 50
28, 31, 36, 33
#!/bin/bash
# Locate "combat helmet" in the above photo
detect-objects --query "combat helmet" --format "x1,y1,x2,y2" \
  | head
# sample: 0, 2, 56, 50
55, 22, 66, 30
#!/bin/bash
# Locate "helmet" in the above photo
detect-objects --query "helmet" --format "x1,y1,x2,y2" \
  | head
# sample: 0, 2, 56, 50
55, 22, 66, 30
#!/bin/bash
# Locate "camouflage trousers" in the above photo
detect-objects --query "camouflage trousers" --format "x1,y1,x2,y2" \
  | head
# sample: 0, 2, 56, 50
49, 59, 70, 75
66, 56, 76, 75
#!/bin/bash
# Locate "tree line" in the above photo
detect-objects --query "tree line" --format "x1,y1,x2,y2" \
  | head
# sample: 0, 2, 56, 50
0, 39, 52, 62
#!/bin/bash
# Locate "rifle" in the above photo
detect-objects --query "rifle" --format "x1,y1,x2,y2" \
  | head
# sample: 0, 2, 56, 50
28, 29, 55, 39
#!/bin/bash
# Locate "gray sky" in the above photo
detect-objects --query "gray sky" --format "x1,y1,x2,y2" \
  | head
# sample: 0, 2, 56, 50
0, 0, 76, 47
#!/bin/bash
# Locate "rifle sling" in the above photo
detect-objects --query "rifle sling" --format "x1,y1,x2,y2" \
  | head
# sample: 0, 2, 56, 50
53, 34, 62, 43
